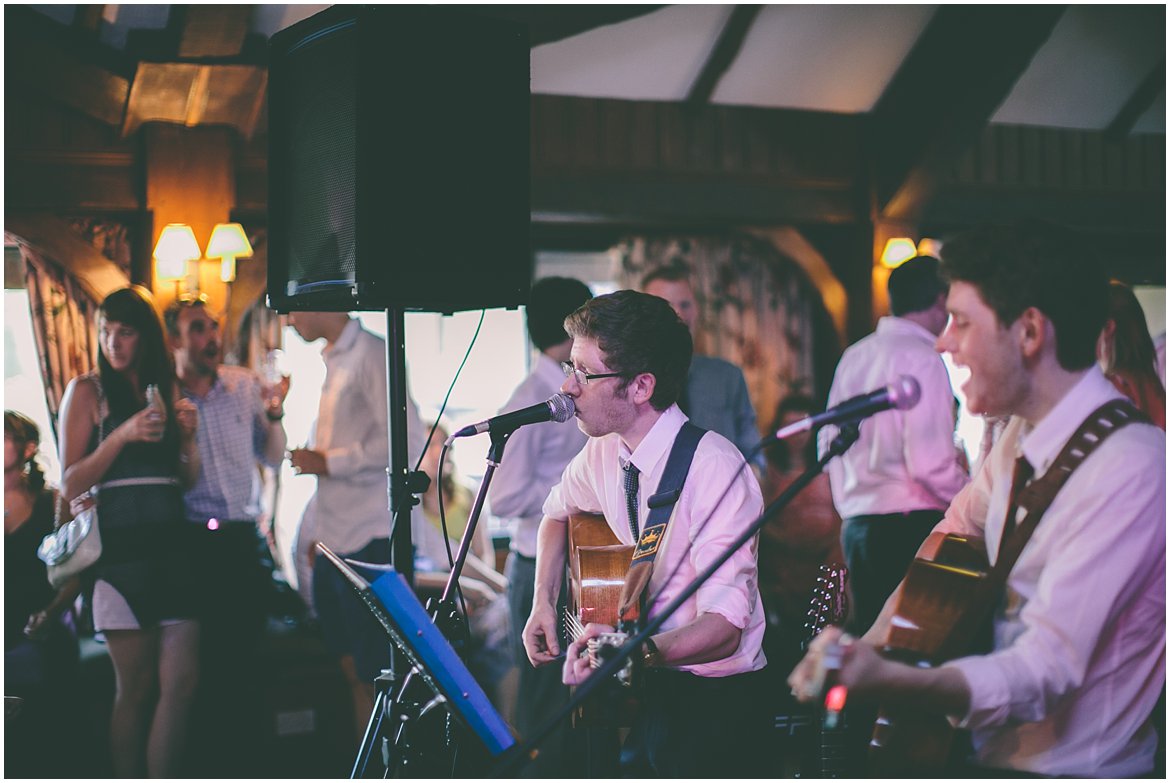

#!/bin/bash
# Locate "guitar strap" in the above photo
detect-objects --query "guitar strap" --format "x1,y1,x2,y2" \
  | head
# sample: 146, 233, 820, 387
616, 421, 706, 626
990, 398, 1147, 582
950, 399, 1147, 657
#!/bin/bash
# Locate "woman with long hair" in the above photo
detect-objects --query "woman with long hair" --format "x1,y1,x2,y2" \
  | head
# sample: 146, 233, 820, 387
1098, 281, 1166, 429
5, 410, 82, 776
57, 286, 201, 777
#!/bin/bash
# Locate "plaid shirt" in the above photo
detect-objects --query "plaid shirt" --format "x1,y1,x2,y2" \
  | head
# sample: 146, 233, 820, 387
181, 365, 285, 524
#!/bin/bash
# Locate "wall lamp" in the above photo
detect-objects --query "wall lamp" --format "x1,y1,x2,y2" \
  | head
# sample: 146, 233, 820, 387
153, 223, 202, 296
880, 236, 941, 269
206, 222, 254, 284
153, 222, 254, 299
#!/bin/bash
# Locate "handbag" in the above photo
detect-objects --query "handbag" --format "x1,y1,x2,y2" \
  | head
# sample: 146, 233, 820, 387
37, 372, 106, 589
38, 490, 101, 589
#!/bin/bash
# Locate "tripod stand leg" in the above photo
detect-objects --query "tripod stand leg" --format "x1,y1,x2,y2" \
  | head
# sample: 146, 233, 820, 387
352, 684, 389, 778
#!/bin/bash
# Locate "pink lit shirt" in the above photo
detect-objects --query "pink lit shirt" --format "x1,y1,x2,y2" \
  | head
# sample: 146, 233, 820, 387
543, 404, 767, 678
936, 368, 1165, 777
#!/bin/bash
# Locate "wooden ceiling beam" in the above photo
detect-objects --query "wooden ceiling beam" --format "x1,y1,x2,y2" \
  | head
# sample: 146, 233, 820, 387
686, 5, 762, 108
869, 5, 1066, 223
175, 5, 254, 59
1106, 57, 1165, 142
5, 213, 131, 302
4, 6, 134, 127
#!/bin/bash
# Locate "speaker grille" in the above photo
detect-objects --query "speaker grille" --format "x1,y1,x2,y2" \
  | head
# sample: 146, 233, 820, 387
284, 24, 358, 296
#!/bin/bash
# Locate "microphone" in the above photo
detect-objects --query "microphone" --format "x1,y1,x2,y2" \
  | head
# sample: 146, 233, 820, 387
448, 393, 576, 442
773, 375, 921, 440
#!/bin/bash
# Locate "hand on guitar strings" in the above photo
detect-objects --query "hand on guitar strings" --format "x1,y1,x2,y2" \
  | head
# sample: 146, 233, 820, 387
562, 621, 618, 686
788, 626, 886, 704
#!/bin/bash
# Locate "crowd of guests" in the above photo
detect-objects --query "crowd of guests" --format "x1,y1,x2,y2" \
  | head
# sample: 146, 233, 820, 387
5, 227, 1165, 777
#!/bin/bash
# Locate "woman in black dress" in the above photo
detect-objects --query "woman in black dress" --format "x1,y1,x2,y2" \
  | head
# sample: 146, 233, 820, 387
57, 286, 201, 777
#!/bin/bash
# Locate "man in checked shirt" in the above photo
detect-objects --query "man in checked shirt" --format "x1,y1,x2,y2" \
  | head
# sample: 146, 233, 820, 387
165, 297, 289, 772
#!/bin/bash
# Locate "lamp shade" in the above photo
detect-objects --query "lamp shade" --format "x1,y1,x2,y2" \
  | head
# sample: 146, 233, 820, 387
206, 223, 253, 283
154, 224, 202, 280
880, 237, 918, 269
206, 223, 253, 260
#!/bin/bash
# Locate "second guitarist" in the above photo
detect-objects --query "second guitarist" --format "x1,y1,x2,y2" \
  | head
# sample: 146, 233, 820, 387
522, 291, 770, 778
788, 224, 1166, 777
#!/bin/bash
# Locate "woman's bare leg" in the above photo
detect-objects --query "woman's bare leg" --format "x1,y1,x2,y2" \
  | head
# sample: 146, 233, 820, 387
105, 629, 160, 778
147, 620, 200, 778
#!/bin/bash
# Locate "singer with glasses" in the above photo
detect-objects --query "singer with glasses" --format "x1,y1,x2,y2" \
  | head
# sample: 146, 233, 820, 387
818, 255, 970, 639
522, 290, 770, 777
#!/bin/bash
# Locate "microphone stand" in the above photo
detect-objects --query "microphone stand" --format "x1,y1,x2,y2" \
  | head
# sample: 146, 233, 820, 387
370, 427, 516, 777
492, 423, 862, 776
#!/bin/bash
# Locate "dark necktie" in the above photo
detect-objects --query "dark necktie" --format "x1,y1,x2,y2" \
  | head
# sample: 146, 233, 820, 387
1000, 455, 1034, 550
622, 462, 640, 540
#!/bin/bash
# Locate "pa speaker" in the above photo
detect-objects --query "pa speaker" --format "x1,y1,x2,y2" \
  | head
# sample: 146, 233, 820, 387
267, 5, 531, 313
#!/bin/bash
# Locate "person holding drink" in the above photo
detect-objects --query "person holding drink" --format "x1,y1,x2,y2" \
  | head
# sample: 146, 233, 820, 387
58, 285, 201, 777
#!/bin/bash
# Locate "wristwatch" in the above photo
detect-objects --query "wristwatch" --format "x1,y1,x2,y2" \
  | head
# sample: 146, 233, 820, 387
642, 636, 662, 668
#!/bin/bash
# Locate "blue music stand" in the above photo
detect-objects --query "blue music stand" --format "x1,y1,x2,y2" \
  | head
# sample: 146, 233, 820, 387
317, 544, 516, 770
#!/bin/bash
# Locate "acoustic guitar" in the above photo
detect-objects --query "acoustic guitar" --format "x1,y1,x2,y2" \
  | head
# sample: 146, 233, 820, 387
564, 512, 639, 727
867, 531, 993, 777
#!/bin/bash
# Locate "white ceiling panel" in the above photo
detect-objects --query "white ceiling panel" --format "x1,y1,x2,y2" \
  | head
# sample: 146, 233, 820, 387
712, 4, 936, 112
530, 5, 734, 102
992, 5, 1166, 130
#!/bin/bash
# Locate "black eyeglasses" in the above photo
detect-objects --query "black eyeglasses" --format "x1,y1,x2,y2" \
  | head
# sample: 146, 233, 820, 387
560, 361, 624, 386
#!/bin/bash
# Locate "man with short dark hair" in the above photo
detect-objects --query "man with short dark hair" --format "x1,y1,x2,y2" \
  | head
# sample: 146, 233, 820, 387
165, 297, 288, 772
640, 267, 764, 474
523, 290, 769, 777
790, 224, 1165, 777
165, 297, 288, 622
287, 310, 426, 739
820, 255, 969, 635
488, 277, 592, 775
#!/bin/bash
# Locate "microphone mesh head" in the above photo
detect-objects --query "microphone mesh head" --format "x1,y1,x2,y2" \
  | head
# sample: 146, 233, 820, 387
892, 376, 922, 410
547, 392, 576, 423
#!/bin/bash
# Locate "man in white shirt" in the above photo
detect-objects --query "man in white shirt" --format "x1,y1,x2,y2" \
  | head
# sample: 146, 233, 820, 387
790, 224, 1165, 777
523, 290, 768, 776
820, 255, 969, 634
287, 311, 426, 739
488, 277, 591, 775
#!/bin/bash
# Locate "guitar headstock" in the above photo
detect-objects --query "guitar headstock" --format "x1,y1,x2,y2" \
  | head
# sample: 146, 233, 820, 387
803, 562, 849, 648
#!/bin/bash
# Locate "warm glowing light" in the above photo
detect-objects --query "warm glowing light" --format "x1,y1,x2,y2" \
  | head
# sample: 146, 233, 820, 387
916, 237, 942, 258
880, 238, 918, 269
153, 224, 201, 280
206, 223, 253, 283
207, 518, 220, 531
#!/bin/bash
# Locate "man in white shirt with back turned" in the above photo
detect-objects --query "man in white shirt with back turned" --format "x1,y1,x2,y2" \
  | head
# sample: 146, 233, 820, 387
820, 255, 969, 635
287, 311, 426, 740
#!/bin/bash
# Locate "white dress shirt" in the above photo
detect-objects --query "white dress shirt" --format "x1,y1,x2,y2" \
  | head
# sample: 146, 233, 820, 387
489, 353, 588, 559
937, 367, 1165, 777
301, 319, 426, 555
543, 404, 767, 677
821, 316, 969, 518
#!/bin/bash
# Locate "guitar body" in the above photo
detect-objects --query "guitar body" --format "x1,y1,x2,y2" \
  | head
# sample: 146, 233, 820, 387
869, 532, 993, 777
566, 513, 638, 728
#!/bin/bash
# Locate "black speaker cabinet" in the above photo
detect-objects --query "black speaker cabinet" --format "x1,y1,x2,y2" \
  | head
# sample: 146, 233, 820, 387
268, 5, 531, 313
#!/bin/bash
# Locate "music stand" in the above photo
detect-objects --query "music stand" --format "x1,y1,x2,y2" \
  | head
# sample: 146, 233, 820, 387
317, 544, 516, 775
